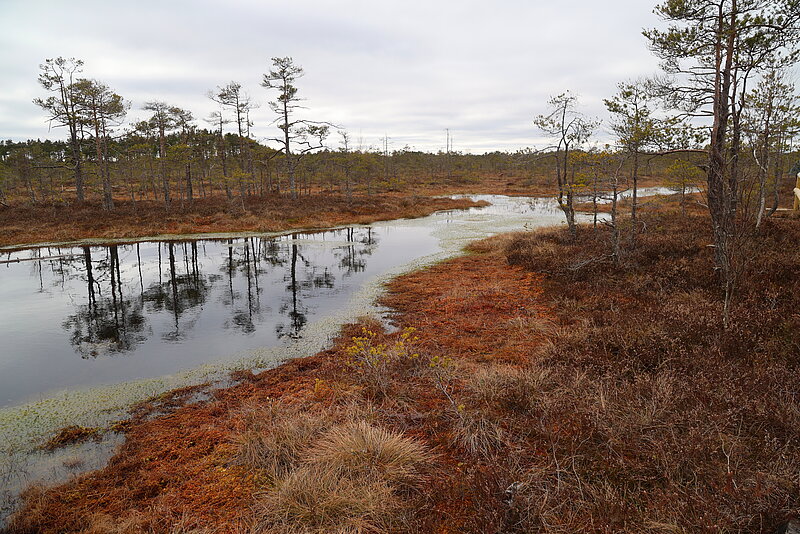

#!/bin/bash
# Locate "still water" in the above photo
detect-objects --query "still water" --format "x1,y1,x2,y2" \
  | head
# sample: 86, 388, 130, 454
0, 226, 439, 408
0, 188, 680, 409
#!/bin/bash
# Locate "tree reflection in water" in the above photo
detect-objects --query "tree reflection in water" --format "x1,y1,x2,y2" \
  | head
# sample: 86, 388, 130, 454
273, 227, 377, 339
62, 246, 149, 358
335, 227, 377, 275
11, 227, 380, 360
143, 241, 211, 342
3, 215, 461, 408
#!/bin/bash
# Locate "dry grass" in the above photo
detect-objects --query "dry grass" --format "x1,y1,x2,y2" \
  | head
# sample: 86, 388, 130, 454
450, 411, 508, 458
256, 466, 397, 534
467, 364, 553, 414
231, 402, 329, 478
305, 421, 433, 483
494, 214, 800, 532
246, 418, 434, 534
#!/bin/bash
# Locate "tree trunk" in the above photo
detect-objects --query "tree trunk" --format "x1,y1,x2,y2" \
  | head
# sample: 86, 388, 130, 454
611, 175, 620, 265
707, 3, 739, 329
766, 145, 783, 218
94, 112, 113, 211
159, 127, 170, 206
629, 149, 639, 247
185, 162, 193, 202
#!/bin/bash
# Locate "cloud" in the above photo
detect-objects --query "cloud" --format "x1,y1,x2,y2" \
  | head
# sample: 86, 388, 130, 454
1, 0, 663, 151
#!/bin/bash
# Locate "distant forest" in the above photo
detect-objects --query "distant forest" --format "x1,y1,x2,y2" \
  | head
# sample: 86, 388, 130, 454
1, 53, 799, 214
0, 133, 561, 205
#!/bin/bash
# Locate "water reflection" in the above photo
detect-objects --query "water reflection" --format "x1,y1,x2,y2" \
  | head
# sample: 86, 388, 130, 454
0, 227, 388, 407
62, 246, 150, 357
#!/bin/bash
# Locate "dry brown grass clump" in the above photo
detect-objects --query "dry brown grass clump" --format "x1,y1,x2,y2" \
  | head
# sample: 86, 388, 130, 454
257, 466, 396, 534
232, 401, 329, 478
467, 364, 553, 414
305, 421, 434, 483
235, 406, 434, 534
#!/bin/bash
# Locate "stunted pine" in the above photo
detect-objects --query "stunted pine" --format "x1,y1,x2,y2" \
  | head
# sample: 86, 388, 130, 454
33, 57, 86, 202
142, 101, 192, 206
261, 57, 330, 200
73, 79, 127, 210
534, 92, 597, 239
645, 0, 800, 325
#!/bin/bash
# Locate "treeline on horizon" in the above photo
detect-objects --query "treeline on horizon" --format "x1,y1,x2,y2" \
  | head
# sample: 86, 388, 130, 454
0, 25, 799, 214
2, 55, 583, 209
0, 133, 719, 207
0, 133, 529, 203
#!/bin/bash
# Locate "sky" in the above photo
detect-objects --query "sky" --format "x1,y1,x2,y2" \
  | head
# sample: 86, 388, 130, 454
0, 0, 665, 153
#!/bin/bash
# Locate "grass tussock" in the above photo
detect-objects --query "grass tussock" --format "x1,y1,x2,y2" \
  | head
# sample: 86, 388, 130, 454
256, 466, 397, 534
450, 411, 508, 458
236, 406, 434, 534
231, 401, 329, 478
304, 421, 434, 484
224, 339, 436, 533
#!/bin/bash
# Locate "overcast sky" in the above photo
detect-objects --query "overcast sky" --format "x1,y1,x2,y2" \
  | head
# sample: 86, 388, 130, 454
1, 0, 665, 153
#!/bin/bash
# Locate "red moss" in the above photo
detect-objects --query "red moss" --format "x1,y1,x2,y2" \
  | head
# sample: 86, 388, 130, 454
382, 251, 551, 365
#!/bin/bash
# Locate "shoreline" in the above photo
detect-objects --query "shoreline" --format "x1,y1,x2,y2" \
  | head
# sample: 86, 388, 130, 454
4, 237, 546, 532
0, 194, 487, 251
0, 175, 680, 251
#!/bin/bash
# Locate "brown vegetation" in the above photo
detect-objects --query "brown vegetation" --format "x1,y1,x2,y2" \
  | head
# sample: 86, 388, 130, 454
0, 193, 485, 249
6, 201, 800, 533
42, 426, 100, 451
4, 246, 549, 532
498, 215, 800, 531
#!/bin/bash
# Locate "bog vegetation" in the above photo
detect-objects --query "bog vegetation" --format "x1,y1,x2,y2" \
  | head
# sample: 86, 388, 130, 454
4, 0, 800, 533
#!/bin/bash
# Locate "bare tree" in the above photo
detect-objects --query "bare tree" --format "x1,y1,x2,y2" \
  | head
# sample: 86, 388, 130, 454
535, 92, 598, 239
336, 129, 354, 200
33, 57, 86, 202
208, 82, 253, 201
261, 57, 330, 199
